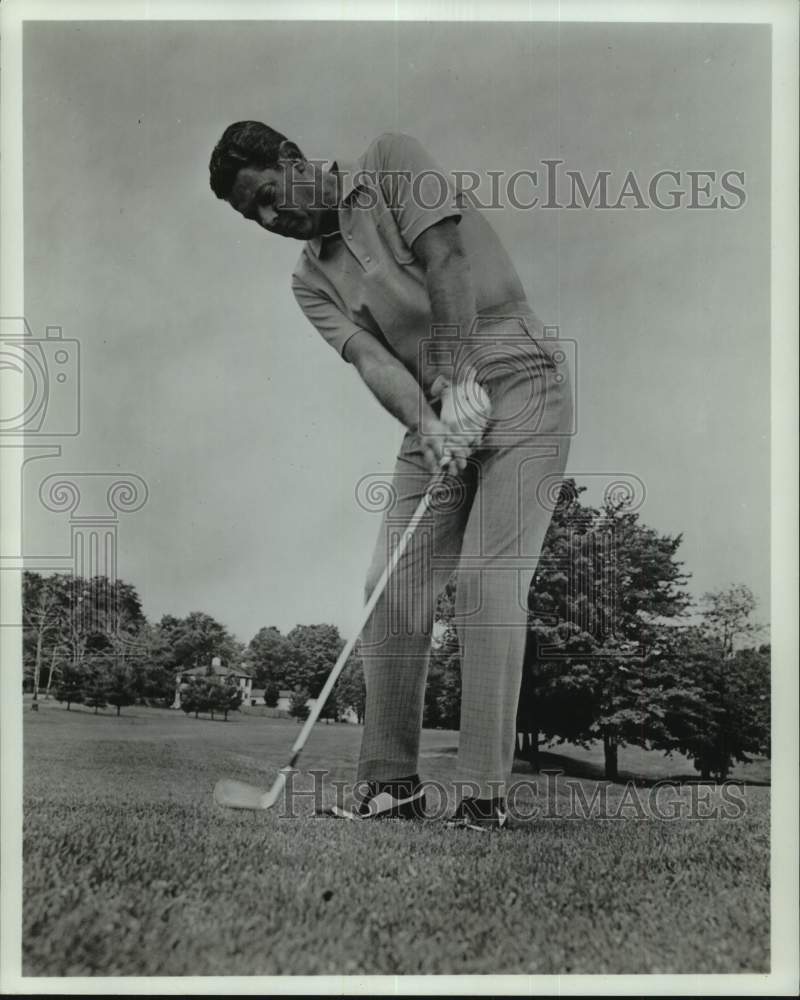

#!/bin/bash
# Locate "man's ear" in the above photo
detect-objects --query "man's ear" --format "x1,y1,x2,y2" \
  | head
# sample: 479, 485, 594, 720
277, 139, 305, 163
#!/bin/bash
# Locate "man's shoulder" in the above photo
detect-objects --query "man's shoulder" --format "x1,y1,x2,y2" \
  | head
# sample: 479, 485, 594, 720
359, 131, 429, 170
330, 133, 434, 196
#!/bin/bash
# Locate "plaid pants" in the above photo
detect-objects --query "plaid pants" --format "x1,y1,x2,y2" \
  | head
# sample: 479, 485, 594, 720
357, 318, 573, 798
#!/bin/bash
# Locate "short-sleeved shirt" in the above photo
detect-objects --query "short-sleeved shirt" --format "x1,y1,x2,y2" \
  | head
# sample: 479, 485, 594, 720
291, 132, 550, 382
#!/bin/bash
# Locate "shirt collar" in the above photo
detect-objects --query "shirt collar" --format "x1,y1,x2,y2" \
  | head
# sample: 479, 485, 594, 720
305, 157, 365, 258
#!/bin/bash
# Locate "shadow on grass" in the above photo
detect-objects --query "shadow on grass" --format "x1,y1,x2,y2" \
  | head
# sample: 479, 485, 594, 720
420, 733, 770, 787
512, 748, 771, 788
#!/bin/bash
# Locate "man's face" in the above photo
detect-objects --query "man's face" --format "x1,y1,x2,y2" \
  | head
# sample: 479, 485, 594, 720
227, 160, 324, 241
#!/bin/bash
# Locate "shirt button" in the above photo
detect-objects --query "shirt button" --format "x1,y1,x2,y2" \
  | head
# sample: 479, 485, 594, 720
346, 234, 353, 241
365, 255, 371, 262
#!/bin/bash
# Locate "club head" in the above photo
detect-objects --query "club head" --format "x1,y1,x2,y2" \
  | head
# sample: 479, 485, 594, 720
213, 770, 288, 811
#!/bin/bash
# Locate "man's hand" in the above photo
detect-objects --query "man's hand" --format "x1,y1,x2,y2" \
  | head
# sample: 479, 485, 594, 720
433, 374, 492, 474
414, 414, 472, 477
343, 327, 491, 479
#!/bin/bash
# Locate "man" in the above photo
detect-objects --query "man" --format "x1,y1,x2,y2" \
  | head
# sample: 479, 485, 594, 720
209, 123, 572, 830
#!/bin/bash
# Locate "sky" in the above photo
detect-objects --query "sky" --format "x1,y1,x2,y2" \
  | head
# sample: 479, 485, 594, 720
20, 19, 771, 645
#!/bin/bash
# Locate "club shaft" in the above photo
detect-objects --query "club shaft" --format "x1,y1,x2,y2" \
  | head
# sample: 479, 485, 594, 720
286, 472, 443, 764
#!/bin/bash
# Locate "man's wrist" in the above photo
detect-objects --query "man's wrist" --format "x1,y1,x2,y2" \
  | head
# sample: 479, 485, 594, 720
429, 374, 451, 401
408, 398, 438, 435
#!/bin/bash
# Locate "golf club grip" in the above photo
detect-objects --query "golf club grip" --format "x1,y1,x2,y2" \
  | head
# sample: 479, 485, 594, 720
288, 470, 446, 759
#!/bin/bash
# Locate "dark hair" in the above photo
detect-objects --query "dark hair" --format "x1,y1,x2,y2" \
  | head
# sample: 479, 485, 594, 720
209, 121, 292, 200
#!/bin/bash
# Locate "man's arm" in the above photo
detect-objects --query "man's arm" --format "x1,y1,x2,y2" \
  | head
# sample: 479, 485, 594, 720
411, 218, 491, 451
345, 330, 469, 476
293, 273, 466, 474
376, 134, 476, 392
412, 216, 476, 377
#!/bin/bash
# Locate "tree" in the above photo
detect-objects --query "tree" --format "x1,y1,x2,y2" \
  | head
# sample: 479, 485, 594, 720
22, 572, 65, 700
700, 584, 765, 658
425, 618, 461, 730
23, 574, 149, 692
131, 659, 175, 707
178, 679, 241, 721
264, 681, 281, 708
653, 624, 770, 781
179, 680, 202, 719
635, 625, 716, 773
67, 575, 146, 659
43, 644, 63, 700
198, 680, 219, 720
337, 645, 366, 724
516, 483, 593, 764
54, 663, 86, 711
213, 684, 243, 722
289, 687, 311, 721
106, 662, 137, 717
247, 627, 297, 689
83, 667, 109, 714
60, 581, 90, 671
110, 621, 175, 706
178, 678, 216, 719
157, 612, 243, 672
319, 688, 339, 723
519, 480, 692, 779
286, 624, 345, 697
689, 586, 768, 780
726, 644, 771, 761
424, 659, 444, 729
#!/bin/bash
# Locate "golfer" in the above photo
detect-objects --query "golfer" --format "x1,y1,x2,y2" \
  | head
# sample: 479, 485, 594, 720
210, 124, 572, 830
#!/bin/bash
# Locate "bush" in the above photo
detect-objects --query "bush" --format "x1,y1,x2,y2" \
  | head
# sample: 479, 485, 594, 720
54, 664, 86, 711
179, 679, 242, 721
289, 687, 311, 721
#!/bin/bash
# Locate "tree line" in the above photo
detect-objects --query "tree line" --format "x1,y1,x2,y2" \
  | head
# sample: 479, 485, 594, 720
419, 479, 769, 782
22, 572, 365, 722
22, 477, 769, 780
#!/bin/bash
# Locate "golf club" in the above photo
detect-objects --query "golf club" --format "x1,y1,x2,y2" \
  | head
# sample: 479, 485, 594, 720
213, 459, 451, 811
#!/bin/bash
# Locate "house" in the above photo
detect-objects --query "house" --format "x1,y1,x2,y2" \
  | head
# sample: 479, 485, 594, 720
172, 656, 253, 709
237, 684, 362, 723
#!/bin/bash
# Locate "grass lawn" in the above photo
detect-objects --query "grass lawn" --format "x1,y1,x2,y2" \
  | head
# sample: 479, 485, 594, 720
23, 700, 769, 976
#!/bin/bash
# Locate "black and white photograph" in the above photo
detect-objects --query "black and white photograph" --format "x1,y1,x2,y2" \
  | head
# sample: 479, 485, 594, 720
0, 0, 797, 994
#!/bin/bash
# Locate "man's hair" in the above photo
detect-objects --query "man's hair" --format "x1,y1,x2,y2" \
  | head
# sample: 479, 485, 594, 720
209, 121, 292, 200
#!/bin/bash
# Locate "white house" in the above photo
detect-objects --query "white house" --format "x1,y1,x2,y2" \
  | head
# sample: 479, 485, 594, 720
172, 656, 253, 709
